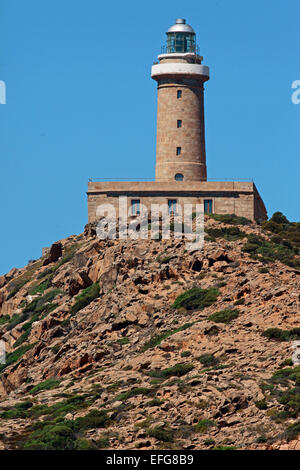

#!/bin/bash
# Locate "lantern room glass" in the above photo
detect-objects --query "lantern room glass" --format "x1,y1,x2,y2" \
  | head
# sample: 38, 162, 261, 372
166, 32, 196, 53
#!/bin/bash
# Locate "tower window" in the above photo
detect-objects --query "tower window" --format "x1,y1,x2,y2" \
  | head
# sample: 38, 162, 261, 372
176, 147, 181, 155
204, 199, 213, 214
131, 199, 140, 216
175, 173, 184, 181
168, 199, 177, 214
177, 120, 182, 128
177, 90, 182, 99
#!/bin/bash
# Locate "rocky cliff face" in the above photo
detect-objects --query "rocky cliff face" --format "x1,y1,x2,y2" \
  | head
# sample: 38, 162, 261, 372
0, 215, 299, 450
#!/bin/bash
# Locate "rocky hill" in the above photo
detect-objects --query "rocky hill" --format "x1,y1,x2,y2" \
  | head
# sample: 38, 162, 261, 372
0, 213, 299, 450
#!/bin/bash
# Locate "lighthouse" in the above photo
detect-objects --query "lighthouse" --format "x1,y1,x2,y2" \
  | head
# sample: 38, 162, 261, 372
152, 19, 210, 182
87, 19, 267, 223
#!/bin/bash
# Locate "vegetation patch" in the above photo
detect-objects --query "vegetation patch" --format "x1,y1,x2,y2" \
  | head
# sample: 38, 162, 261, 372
208, 309, 239, 324
115, 387, 151, 402
30, 378, 61, 394
147, 426, 174, 442
208, 213, 251, 226
242, 228, 300, 270
195, 419, 216, 433
70, 282, 100, 315
172, 287, 219, 311
0, 344, 35, 374
262, 328, 300, 342
198, 354, 219, 367
141, 322, 194, 352
206, 226, 246, 242
148, 363, 194, 379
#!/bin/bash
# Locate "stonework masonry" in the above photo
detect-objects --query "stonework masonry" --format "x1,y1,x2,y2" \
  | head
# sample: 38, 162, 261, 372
87, 19, 267, 225
87, 181, 267, 223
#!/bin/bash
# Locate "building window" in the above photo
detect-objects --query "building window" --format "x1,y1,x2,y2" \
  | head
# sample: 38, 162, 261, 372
168, 199, 177, 214
176, 147, 181, 156
175, 173, 184, 181
131, 199, 140, 216
177, 120, 182, 128
204, 199, 213, 214
177, 90, 182, 99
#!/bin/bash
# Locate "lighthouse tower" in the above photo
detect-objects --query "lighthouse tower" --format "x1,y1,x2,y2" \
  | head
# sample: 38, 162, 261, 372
152, 19, 210, 182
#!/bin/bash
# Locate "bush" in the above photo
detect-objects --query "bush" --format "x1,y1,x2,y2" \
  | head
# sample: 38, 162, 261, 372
206, 226, 246, 242
0, 344, 34, 373
181, 351, 191, 358
23, 423, 76, 450
262, 328, 300, 342
147, 426, 174, 442
148, 363, 194, 379
198, 354, 219, 367
115, 387, 151, 402
195, 419, 216, 433
117, 337, 129, 345
212, 445, 237, 450
234, 298, 245, 306
282, 421, 300, 441
30, 378, 61, 394
208, 309, 239, 324
255, 399, 268, 410
70, 282, 100, 315
74, 409, 110, 431
208, 214, 251, 226
172, 287, 219, 311
259, 267, 269, 274
0, 315, 10, 326
142, 323, 194, 352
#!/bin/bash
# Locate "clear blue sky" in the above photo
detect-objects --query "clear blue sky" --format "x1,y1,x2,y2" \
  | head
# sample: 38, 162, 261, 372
0, 0, 299, 275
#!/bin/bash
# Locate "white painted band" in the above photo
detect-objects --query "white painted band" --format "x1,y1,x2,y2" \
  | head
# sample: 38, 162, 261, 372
151, 63, 210, 79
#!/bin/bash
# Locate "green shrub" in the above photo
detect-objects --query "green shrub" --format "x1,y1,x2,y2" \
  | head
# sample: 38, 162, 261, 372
23, 423, 76, 450
208, 213, 251, 226
204, 438, 215, 446
30, 378, 61, 394
147, 426, 174, 442
117, 337, 129, 345
195, 419, 216, 433
145, 398, 164, 407
0, 315, 10, 326
28, 279, 52, 296
198, 354, 219, 367
6, 279, 29, 300
255, 399, 268, 410
97, 437, 110, 448
148, 363, 194, 379
242, 228, 300, 270
115, 387, 151, 402
206, 226, 246, 242
181, 351, 191, 358
234, 298, 245, 305
70, 282, 100, 315
74, 439, 94, 450
212, 445, 237, 450
282, 421, 300, 441
0, 344, 35, 373
262, 328, 300, 342
172, 287, 219, 311
259, 267, 269, 274
142, 323, 194, 352
208, 309, 239, 324
74, 409, 110, 431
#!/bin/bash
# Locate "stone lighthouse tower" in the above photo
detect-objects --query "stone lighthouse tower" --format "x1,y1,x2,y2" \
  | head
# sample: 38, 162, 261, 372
152, 19, 210, 182
87, 19, 267, 223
